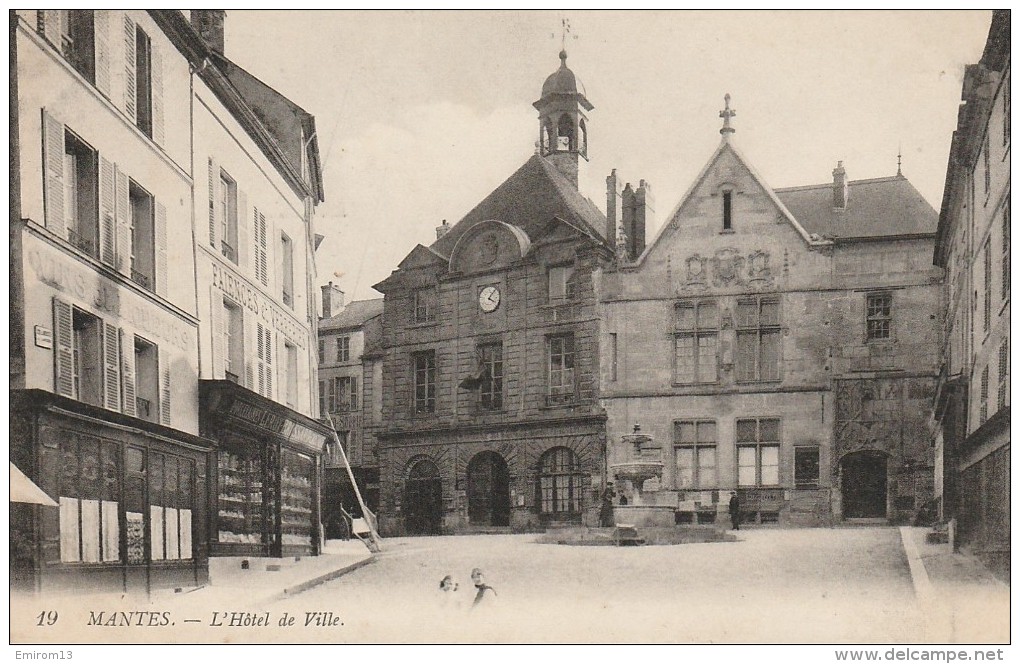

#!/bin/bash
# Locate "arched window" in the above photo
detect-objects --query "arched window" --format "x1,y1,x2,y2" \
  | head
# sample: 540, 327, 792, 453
556, 115, 574, 152
538, 447, 583, 515
578, 119, 587, 157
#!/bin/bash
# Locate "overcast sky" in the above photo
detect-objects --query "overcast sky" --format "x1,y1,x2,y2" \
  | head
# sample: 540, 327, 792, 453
223, 10, 991, 303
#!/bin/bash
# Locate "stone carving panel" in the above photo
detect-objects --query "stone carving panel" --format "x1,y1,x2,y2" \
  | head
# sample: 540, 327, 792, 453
678, 248, 776, 291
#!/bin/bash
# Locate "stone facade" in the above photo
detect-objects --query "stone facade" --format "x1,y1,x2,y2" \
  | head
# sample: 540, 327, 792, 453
600, 123, 942, 527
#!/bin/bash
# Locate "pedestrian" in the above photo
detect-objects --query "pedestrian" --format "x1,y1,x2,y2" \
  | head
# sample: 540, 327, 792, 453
599, 482, 616, 528
728, 491, 740, 530
438, 574, 462, 610
470, 568, 497, 609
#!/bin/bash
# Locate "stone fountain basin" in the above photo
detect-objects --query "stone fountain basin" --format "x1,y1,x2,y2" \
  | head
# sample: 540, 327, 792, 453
611, 461, 664, 483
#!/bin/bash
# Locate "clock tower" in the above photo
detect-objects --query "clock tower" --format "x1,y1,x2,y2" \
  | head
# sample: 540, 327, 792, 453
533, 50, 593, 189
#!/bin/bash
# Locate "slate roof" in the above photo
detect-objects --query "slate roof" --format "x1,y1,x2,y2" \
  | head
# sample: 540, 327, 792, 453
319, 298, 384, 331
775, 176, 938, 240
429, 154, 611, 258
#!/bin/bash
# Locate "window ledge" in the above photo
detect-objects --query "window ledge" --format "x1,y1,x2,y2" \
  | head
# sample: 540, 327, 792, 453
672, 381, 721, 388
406, 321, 439, 329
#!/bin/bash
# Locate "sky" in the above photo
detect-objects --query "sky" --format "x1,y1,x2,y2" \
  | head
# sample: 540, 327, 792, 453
222, 10, 992, 303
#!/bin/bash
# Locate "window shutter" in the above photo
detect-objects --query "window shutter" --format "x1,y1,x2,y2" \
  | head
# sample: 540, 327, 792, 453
237, 190, 250, 270
211, 289, 225, 379
42, 109, 66, 238
160, 352, 171, 426
114, 166, 131, 276
155, 200, 168, 297
103, 322, 121, 411
150, 44, 165, 146
257, 209, 269, 286
53, 298, 74, 397
265, 327, 273, 398
256, 323, 266, 395
98, 156, 116, 267
121, 329, 136, 417
93, 11, 112, 97
39, 10, 63, 47
123, 13, 137, 123
245, 315, 255, 389
207, 158, 218, 248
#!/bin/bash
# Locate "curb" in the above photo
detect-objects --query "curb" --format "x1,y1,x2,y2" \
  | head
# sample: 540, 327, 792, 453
273, 555, 376, 601
899, 526, 935, 603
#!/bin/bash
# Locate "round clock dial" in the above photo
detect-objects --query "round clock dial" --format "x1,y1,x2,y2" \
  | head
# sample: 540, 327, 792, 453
479, 286, 500, 313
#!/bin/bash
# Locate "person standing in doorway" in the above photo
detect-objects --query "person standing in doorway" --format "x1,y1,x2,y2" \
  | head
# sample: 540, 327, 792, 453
728, 491, 741, 530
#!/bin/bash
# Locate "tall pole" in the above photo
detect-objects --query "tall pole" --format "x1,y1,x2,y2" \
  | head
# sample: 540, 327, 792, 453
325, 412, 381, 551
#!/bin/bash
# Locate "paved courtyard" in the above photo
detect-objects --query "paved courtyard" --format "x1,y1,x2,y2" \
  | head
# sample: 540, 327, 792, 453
270, 527, 927, 643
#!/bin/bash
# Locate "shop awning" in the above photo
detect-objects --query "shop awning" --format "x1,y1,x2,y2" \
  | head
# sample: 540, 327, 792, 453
10, 463, 57, 506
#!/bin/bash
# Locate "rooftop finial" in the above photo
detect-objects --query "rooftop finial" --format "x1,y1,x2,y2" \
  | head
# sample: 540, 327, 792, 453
897, 145, 902, 176
561, 18, 570, 54
719, 93, 736, 137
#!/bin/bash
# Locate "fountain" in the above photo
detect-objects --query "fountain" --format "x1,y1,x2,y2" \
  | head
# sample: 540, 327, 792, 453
608, 426, 676, 527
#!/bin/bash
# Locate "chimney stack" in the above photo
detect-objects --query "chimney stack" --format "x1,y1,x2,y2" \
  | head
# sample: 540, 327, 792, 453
191, 10, 226, 54
832, 161, 849, 210
606, 169, 623, 243
436, 219, 451, 240
321, 281, 345, 319
621, 180, 652, 261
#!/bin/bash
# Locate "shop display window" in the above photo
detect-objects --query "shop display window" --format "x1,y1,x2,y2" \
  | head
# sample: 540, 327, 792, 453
281, 450, 313, 547
217, 450, 270, 545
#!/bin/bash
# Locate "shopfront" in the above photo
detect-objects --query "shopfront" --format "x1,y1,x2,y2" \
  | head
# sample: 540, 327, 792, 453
10, 390, 214, 595
199, 380, 329, 558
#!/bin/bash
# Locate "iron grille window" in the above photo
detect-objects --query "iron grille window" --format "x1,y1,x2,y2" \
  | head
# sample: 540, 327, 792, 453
673, 420, 717, 489
794, 447, 820, 489
413, 351, 436, 414
479, 343, 503, 411
866, 292, 892, 341
736, 297, 781, 381
674, 300, 719, 384
736, 418, 780, 487
538, 447, 582, 515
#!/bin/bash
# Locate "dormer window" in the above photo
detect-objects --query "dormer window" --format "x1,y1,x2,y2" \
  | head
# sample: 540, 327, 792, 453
722, 191, 733, 231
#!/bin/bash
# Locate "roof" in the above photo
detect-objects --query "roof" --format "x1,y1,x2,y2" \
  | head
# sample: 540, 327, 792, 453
430, 153, 611, 258
319, 298, 384, 331
541, 50, 587, 99
775, 176, 938, 240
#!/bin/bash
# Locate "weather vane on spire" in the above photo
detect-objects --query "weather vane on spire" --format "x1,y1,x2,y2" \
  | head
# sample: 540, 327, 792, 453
554, 18, 577, 55
897, 144, 903, 176
719, 93, 736, 136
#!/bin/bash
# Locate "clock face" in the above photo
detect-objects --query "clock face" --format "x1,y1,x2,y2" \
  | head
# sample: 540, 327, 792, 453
478, 286, 500, 313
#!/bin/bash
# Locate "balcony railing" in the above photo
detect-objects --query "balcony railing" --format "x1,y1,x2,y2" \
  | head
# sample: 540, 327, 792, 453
130, 269, 152, 290
67, 229, 97, 258
136, 397, 151, 419
220, 241, 236, 263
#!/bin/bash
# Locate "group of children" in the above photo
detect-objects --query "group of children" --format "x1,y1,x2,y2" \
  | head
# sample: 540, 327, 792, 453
439, 568, 497, 611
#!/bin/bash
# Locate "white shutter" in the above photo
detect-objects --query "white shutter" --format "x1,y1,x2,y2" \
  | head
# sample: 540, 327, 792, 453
121, 329, 136, 417
207, 158, 218, 248
53, 298, 74, 397
94, 11, 112, 97
98, 156, 116, 267
256, 323, 266, 395
123, 13, 137, 123
265, 327, 273, 399
256, 209, 269, 286
150, 43, 165, 146
155, 201, 168, 297
237, 190, 250, 271
39, 10, 63, 48
160, 351, 171, 426
114, 166, 131, 276
103, 322, 121, 411
211, 288, 225, 379
42, 109, 66, 238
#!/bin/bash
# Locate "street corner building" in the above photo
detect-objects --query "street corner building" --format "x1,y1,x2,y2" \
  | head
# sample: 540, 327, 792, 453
10, 10, 329, 594
932, 11, 1010, 578
601, 98, 943, 528
316, 288, 384, 536
373, 52, 615, 536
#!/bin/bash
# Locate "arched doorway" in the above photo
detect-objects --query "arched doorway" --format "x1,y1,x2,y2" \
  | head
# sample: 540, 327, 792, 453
841, 451, 888, 518
467, 451, 511, 527
404, 459, 442, 535
537, 447, 584, 524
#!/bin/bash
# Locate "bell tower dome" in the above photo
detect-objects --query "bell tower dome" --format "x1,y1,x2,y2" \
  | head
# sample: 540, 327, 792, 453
533, 50, 593, 188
